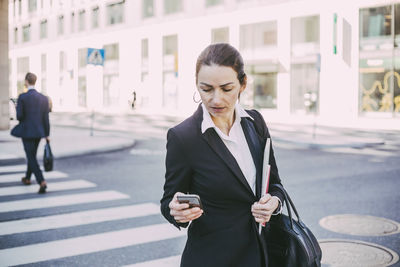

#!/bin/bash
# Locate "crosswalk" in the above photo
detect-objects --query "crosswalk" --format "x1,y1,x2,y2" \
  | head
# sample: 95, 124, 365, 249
0, 164, 184, 266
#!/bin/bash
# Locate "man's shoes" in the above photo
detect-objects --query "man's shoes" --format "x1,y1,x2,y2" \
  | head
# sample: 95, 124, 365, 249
21, 177, 31, 185
38, 182, 47, 194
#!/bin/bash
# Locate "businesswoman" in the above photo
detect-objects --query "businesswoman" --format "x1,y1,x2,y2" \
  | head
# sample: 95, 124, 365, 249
161, 43, 284, 267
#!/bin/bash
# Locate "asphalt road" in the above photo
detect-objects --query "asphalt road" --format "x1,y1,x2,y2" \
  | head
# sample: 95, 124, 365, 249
0, 133, 399, 266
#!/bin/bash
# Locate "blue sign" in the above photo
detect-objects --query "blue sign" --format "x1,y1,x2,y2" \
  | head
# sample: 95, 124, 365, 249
87, 48, 105, 66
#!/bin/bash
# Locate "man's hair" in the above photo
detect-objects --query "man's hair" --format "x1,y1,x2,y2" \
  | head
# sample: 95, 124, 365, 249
25, 72, 37, 86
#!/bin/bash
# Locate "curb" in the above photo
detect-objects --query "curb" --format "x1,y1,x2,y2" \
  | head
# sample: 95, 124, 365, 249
273, 137, 385, 149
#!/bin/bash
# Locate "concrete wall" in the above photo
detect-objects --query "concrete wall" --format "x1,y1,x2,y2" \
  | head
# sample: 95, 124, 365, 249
0, 0, 9, 130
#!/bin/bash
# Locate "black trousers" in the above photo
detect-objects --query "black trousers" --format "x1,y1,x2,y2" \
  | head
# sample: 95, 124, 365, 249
22, 138, 45, 184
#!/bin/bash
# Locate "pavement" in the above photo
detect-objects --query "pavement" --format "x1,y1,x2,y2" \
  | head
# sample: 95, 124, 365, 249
0, 111, 398, 165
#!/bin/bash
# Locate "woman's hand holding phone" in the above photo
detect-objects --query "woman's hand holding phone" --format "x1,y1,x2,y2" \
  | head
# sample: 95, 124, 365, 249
169, 192, 204, 223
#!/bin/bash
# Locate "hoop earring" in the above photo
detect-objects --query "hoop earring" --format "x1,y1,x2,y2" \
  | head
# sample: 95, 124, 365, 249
193, 91, 201, 103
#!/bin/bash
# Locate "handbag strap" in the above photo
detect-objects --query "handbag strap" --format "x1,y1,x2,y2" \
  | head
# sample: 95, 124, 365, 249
270, 184, 304, 230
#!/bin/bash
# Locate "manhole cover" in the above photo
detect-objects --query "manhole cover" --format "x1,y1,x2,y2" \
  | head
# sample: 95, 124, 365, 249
320, 239, 399, 267
319, 214, 400, 236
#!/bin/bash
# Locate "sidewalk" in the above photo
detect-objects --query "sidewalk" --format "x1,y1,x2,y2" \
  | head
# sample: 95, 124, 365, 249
0, 123, 135, 165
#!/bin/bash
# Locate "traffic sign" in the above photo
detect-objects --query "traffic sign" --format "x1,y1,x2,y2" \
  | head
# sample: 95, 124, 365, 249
87, 48, 105, 66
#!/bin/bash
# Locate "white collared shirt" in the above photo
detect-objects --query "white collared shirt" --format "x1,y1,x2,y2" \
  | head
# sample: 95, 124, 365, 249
27, 85, 35, 91
201, 103, 257, 194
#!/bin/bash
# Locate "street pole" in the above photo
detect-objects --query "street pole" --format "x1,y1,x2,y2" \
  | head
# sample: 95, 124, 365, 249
0, 0, 9, 130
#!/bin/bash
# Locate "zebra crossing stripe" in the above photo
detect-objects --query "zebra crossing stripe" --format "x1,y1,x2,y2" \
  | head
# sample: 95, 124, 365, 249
0, 164, 26, 173
0, 171, 68, 183
0, 203, 160, 235
0, 180, 96, 197
0, 191, 130, 213
123, 255, 181, 267
0, 223, 186, 266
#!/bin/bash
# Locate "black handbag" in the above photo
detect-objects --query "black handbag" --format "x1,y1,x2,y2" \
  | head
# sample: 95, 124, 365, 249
264, 184, 322, 267
43, 140, 53, 172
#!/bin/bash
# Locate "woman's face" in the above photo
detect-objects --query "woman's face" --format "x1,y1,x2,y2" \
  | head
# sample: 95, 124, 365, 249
197, 64, 245, 119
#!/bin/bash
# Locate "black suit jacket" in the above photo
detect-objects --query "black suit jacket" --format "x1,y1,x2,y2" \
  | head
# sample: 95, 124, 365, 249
11, 89, 50, 139
161, 105, 284, 267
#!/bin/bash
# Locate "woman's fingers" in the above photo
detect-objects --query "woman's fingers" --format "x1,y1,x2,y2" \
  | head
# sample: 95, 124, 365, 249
172, 207, 203, 223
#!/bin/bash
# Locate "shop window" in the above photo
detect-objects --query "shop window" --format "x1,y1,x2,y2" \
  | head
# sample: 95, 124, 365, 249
240, 21, 277, 50
211, 27, 229, 43
206, 0, 223, 7
163, 35, 178, 109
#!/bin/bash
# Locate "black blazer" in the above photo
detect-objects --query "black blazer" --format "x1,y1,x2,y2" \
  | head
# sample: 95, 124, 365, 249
160, 104, 284, 267
11, 89, 50, 139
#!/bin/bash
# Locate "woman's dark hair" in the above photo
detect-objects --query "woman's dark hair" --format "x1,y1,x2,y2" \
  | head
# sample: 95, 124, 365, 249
196, 43, 246, 86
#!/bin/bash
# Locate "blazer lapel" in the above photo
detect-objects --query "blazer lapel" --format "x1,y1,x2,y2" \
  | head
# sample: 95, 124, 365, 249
202, 129, 255, 198
241, 118, 263, 199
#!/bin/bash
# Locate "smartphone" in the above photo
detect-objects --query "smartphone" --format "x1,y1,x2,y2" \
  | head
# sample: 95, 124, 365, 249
177, 194, 203, 209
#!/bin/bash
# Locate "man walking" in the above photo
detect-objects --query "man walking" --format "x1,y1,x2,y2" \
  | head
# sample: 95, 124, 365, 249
11, 72, 50, 194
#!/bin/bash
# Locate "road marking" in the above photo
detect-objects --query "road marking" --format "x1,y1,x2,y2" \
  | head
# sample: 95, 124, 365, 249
0, 203, 160, 235
0, 164, 26, 173
0, 171, 68, 183
0, 191, 130, 213
0, 223, 186, 266
0, 180, 96, 197
123, 255, 181, 267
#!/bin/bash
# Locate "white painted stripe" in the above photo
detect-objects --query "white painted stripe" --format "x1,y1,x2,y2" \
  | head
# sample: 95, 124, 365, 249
0, 203, 160, 235
0, 164, 26, 173
0, 191, 130, 213
0, 171, 68, 183
123, 255, 181, 267
0, 180, 96, 197
0, 223, 186, 266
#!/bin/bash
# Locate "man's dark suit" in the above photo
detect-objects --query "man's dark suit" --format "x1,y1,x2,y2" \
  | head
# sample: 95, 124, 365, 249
11, 89, 50, 184
161, 105, 284, 267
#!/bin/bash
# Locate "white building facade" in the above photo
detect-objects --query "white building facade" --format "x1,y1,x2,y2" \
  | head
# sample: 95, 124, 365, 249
8, 0, 400, 129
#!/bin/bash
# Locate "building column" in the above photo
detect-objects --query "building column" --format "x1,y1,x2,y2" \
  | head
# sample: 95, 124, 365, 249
0, 0, 9, 130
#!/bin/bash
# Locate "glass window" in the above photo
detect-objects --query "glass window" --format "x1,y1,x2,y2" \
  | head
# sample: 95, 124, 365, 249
142, 39, 149, 59
104, 44, 119, 60
41, 54, 46, 72
40, 20, 47, 39
78, 10, 86, 31
141, 39, 149, 82
13, 0, 16, 17
211, 27, 229, 43
78, 48, 87, 69
206, 0, 223, 7
28, 0, 37, 13
240, 21, 277, 50
18, 0, 21, 15
14, 27, 18, 44
245, 65, 277, 109
107, 1, 125, 25
163, 35, 178, 108
58, 15, 64, 35
92, 7, 99, 28
59, 51, 65, 72
22, 24, 31, 42
143, 0, 154, 18
359, 5, 398, 115
17, 57, 29, 94
71, 12, 75, 33
290, 15, 320, 114
78, 76, 87, 107
164, 0, 182, 15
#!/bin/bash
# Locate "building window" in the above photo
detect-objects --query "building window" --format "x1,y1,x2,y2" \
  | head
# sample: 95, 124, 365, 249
18, 0, 21, 15
206, 0, 223, 7
359, 4, 400, 115
92, 7, 99, 28
290, 15, 320, 115
14, 27, 18, 44
164, 0, 182, 15
58, 15, 64, 35
141, 38, 149, 82
240, 21, 277, 50
162, 35, 178, 109
78, 10, 86, 31
240, 21, 278, 109
17, 57, 29, 94
78, 76, 87, 107
211, 27, 229, 43
142, 0, 154, 18
59, 51, 65, 72
103, 44, 120, 107
40, 20, 47, 39
78, 48, 87, 69
107, 1, 124, 25
41, 54, 47, 94
28, 0, 37, 13
13, 0, 16, 17
71, 12, 75, 33
22, 24, 31, 43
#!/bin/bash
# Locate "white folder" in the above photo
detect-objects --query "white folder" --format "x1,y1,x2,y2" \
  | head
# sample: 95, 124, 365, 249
259, 138, 271, 235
